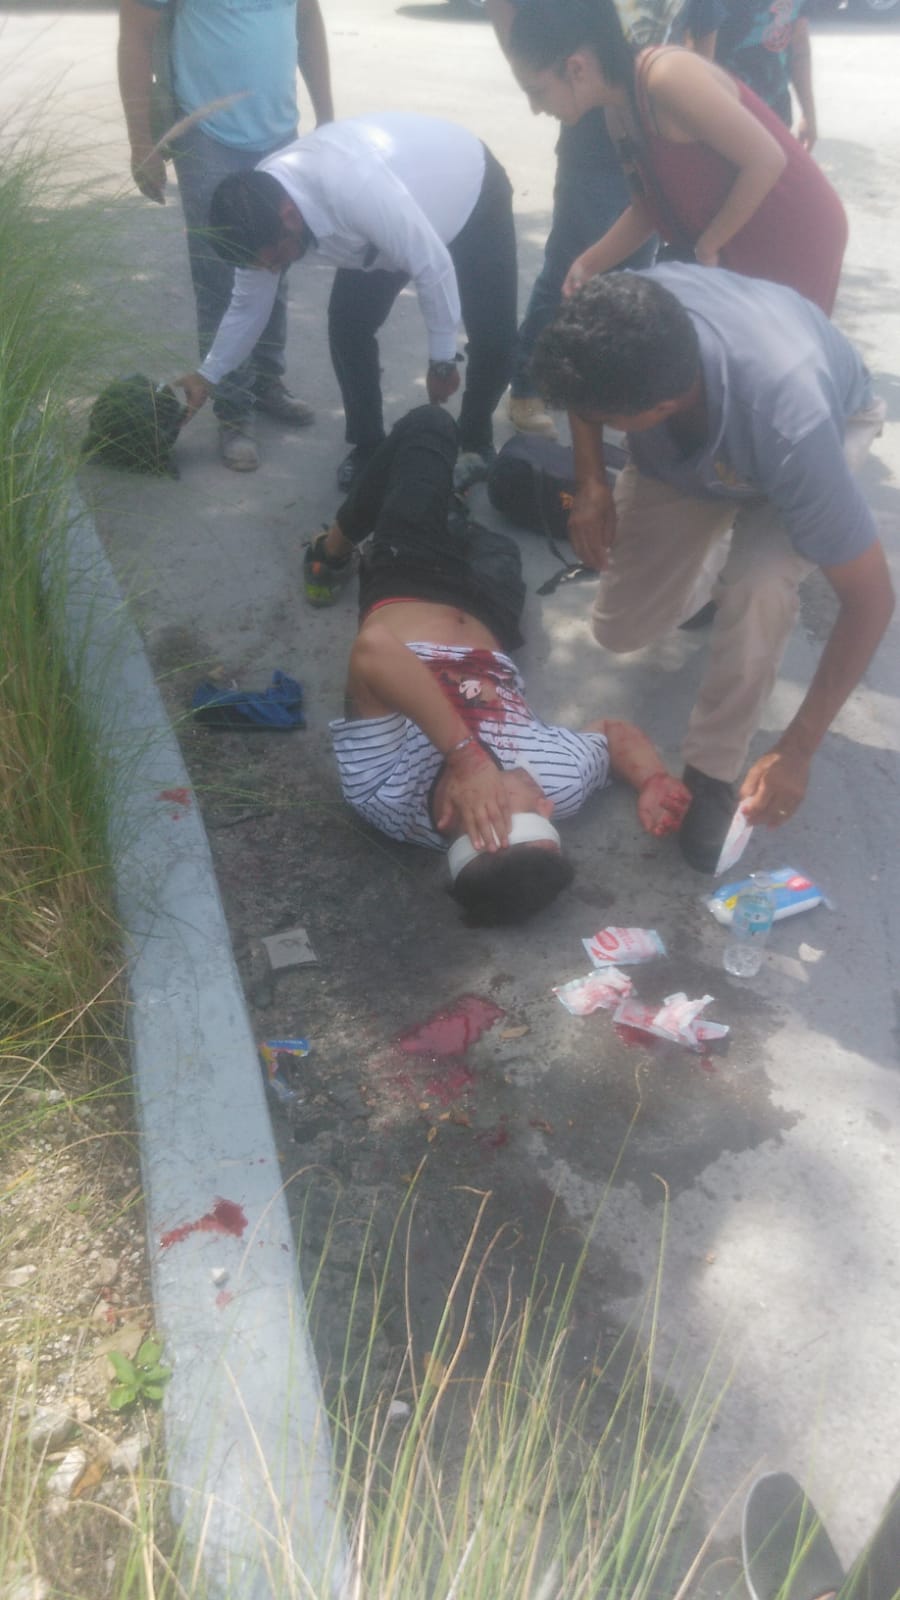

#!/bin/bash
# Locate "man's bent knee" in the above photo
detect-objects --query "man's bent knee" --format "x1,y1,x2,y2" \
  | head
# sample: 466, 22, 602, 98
401, 403, 458, 439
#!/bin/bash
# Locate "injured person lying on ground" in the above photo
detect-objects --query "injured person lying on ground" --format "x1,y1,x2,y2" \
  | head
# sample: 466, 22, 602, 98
318, 404, 691, 927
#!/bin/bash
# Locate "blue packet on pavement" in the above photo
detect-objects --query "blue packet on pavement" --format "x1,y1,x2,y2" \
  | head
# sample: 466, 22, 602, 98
706, 867, 830, 927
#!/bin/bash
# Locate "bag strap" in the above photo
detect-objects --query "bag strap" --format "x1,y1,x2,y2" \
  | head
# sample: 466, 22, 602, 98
533, 469, 595, 597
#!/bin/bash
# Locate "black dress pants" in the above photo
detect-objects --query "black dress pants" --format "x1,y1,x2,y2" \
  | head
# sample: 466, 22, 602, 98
327, 148, 517, 456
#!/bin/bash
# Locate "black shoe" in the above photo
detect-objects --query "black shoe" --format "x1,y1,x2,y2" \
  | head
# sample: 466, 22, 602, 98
679, 765, 737, 873
336, 445, 379, 493
679, 600, 717, 631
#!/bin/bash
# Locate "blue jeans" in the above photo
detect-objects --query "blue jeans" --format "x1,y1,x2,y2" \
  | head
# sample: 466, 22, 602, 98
171, 120, 294, 422
511, 110, 656, 399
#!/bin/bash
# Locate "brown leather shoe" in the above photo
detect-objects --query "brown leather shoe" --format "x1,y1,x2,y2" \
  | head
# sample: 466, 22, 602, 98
253, 379, 315, 427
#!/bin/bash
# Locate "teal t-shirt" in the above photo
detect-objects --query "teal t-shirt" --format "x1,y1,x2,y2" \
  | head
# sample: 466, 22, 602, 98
140, 0, 299, 150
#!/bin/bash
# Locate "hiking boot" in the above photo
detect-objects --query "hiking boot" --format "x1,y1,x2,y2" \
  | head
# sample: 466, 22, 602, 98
303, 531, 355, 607
253, 378, 315, 427
218, 419, 259, 472
336, 445, 379, 493
453, 445, 496, 494
507, 395, 559, 440
679, 765, 738, 872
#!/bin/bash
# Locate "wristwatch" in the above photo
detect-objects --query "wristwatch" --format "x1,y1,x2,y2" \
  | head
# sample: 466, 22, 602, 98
428, 359, 459, 379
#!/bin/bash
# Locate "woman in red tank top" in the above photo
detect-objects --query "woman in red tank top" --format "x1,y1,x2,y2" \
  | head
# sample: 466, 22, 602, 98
507, 0, 847, 315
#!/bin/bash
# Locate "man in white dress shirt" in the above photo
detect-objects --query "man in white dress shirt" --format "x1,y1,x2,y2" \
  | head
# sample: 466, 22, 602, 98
177, 113, 518, 490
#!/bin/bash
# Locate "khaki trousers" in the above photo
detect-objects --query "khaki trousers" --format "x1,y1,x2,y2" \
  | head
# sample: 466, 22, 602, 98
591, 400, 886, 782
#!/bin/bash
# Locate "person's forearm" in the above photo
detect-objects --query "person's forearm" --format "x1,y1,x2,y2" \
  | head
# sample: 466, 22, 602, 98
117, 15, 156, 149
776, 585, 894, 763
297, 0, 334, 124
413, 259, 460, 362
575, 203, 656, 281
348, 628, 473, 753
198, 267, 280, 385
696, 146, 786, 257
584, 719, 669, 790
570, 412, 606, 488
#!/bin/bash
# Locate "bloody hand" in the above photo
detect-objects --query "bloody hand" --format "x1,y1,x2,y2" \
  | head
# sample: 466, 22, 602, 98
638, 772, 692, 837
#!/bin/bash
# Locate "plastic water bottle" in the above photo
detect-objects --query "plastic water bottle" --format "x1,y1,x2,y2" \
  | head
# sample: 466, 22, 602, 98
723, 875, 775, 977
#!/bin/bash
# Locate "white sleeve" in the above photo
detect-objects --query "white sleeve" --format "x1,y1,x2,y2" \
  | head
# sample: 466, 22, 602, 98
333, 163, 461, 362
198, 268, 280, 385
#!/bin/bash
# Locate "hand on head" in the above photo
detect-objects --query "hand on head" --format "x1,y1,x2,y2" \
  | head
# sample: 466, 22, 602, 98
435, 763, 552, 853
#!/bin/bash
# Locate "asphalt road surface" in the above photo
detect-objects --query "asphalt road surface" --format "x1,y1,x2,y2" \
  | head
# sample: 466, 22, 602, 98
3, 0, 899, 1569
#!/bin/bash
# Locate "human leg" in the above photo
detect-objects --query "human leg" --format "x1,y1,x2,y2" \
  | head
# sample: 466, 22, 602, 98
314, 406, 525, 646
450, 151, 518, 457
335, 404, 460, 552
590, 465, 734, 653
510, 112, 656, 407
681, 506, 814, 784
171, 122, 292, 424
680, 390, 884, 783
327, 267, 409, 455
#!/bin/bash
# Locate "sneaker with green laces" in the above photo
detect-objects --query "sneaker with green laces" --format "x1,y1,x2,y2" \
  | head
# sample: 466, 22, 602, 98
303, 532, 355, 607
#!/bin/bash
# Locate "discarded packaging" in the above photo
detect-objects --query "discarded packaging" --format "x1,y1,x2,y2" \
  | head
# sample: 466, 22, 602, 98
259, 1038, 310, 1103
613, 993, 729, 1052
554, 966, 633, 1015
714, 805, 754, 876
262, 926, 318, 970
583, 927, 666, 967
706, 868, 828, 927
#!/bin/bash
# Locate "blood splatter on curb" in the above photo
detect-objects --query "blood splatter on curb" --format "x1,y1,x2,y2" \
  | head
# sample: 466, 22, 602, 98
157, 787, 191, 807
160, 1198, 247, 1250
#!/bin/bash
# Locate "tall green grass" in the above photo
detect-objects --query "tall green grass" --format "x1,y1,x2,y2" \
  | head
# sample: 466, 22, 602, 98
1, 1180, 735, 1600
0, 137, 123, 1069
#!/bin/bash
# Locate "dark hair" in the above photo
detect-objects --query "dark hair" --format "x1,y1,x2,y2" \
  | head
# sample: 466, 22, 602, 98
449, 845, 575, 928
208, 171, 288, 267
531, 271, 700, 414
509, 0, 636, 88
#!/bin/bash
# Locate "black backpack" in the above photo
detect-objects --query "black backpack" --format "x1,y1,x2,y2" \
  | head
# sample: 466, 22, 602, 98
486, 433, 626, 593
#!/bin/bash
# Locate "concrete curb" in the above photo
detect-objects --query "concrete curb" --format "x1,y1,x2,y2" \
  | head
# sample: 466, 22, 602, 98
60, 490, 346, 1600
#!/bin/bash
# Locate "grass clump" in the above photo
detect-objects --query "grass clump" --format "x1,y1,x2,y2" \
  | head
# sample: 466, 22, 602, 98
1, 1182, 734, 1600
303, 1186, 730, 1600
0, 137, 123, 1069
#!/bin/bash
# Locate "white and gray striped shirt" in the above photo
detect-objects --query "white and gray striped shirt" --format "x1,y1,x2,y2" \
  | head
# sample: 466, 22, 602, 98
329, 642, 610, 850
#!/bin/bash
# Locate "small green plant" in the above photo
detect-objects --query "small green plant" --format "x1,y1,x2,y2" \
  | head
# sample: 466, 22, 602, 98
107, 1339, 172, 1412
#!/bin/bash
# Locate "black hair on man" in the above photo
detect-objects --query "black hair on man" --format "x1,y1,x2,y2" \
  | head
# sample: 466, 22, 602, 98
532, 271, 701, 417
